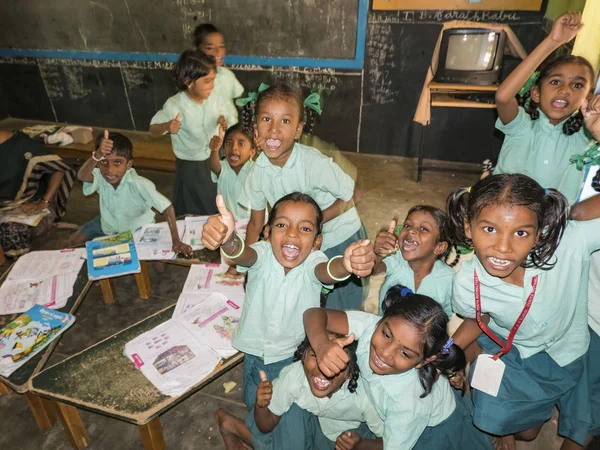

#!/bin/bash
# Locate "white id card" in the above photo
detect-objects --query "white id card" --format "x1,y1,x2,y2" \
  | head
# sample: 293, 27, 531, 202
471, 354, 505, 397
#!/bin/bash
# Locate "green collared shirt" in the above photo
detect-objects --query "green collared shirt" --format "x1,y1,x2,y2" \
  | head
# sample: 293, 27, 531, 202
378, 253, 454, 318
83, 168, 171, 235
211, 159, 252, 220
269, 361, 384, 441
232, 241, 330, 364
150, 91, 238, 161
346, 311, 456, 449
493, 107, 590, 204
240, 143, 360, 251
453, 219, 600, 366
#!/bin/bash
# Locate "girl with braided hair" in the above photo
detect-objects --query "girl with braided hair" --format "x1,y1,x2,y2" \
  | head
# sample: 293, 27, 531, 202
494, 12, 599, 205
216, 334, 383, 450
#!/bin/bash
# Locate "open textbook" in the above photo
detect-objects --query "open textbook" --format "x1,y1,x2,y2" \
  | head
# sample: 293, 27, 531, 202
124, 292, 241, 396
133, 221, 186, 260
1, 249, 86, 316
0, 305, 75, 377
124, 264, 245, 396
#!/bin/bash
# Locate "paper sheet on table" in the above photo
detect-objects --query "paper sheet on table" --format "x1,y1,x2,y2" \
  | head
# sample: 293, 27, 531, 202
178, 292, 242, 358
180, 264, 244, 303
0, 273, 77, 315
181, 216, 208, 251
124, 319, 221, 396
133, 221, 185, 260
6, 249, 86, 282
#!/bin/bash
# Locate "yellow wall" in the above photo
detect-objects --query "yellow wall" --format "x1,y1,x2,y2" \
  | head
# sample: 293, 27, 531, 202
572, 0, 600, 72
545, 0, 586, 20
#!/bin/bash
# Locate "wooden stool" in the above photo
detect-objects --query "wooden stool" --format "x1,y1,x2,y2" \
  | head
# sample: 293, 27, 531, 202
99, 261, 152, 304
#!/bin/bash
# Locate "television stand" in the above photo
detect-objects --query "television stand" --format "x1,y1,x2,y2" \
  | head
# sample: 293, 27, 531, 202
416, 82, 498, 182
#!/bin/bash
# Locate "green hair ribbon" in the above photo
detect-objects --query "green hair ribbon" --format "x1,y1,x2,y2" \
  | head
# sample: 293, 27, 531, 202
303, 92, 323, 115
570, 141, 600, 171
235, 83, 270, 107
455, 245, 474, 255
518, 71, 540, 98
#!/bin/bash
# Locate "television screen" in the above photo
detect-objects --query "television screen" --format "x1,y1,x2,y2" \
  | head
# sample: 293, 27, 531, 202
445, 32, 498, 71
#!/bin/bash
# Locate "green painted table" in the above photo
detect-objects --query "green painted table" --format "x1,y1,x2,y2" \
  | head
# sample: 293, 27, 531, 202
0, 264, 92, 431
30, 304, 243, 450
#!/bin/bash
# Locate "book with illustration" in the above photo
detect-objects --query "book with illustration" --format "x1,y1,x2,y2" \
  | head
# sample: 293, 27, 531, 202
0, 305, 75, 377
86, 238, 141, 280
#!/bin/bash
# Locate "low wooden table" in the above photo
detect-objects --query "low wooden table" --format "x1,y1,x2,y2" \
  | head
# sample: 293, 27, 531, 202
30, 304, 243, 450
0, 265, 92, 431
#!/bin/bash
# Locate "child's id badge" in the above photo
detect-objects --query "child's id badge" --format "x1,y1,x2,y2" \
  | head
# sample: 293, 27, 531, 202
471, 354, 505, 397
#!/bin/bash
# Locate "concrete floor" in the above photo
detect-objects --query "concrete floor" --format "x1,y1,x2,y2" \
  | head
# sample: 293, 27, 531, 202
1, 153, 597, 449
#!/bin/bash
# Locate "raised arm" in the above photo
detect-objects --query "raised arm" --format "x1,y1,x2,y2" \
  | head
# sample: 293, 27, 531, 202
78, 130, 112, 182
495, 12, 583, 125
209, 126, 224, 176
201, 195, 258, 267
253, 371, 281, 433
314, 240, 375, 284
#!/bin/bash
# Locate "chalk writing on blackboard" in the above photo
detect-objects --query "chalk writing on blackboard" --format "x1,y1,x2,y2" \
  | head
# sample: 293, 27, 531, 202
365, 23, 398, 105
370, 10, 522, 25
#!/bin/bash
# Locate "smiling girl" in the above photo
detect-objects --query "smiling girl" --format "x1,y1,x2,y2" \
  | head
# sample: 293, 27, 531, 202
493, 12, 599, 204
202, 192, 375, 449
448, 173, 600, 449
373, 206, 454, 317
240, 82, 368, 311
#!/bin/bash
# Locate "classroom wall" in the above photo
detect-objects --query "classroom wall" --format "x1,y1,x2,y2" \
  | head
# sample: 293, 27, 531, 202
0, 1, 547, 164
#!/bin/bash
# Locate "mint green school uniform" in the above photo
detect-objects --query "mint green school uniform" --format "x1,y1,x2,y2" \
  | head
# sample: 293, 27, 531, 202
233, 241, 330, 364
214, 66, 244, 123
378, 253, 453, 317
346, 311, 492, 450
493, 107, 590, 204
240, 142, 360, 251
150, 91, 238, 216
453, 219, 600, 366
268, 361, 384, 442
211, 159, 252, 220
453, 220, 600, 444
83, 168, 171, 235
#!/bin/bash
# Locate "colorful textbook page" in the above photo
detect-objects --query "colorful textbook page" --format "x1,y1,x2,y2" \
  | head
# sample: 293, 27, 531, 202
0, 305, 75, 377
133, 221, 186, 261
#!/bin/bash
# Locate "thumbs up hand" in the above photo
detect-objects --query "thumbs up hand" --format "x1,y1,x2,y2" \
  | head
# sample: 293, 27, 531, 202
255, 370, 273, 408
201, 195, 236, 250
167, 112, 182, 134
314, 333, 355, 378
343, 239, 375, 278
209, 124, 224, 152
374, 218, 399, 257
97, 130, 113, 158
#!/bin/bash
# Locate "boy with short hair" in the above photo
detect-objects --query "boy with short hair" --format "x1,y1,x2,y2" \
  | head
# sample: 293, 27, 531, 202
69, 131, 192, 256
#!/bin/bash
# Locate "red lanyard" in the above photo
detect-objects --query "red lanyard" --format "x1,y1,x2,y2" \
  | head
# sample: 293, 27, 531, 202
474, 269, 538, 360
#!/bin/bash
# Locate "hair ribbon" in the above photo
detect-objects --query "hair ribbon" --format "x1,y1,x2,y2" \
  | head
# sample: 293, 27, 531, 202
303, 92, 323, 115
569, 142, 600, 171
400, 287, 413, 297
235, 82, 270, 107
442, 337, 454, 355
518, 71, 540, 98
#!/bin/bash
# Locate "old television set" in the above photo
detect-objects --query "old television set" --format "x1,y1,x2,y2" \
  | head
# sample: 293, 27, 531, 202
434, 29, 507, 86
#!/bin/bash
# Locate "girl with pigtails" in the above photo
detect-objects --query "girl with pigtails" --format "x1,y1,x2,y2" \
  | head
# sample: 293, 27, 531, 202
236, 81, 368, 312
448, 173, 600, 450
493, 12, 599, 204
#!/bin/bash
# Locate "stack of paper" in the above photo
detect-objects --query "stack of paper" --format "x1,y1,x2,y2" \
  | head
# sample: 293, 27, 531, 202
124, 264, 245, 396
0, 249, 86, 316
0, 305, 75, 376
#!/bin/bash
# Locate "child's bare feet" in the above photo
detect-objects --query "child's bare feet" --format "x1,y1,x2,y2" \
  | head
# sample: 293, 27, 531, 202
215, 408, 253, 450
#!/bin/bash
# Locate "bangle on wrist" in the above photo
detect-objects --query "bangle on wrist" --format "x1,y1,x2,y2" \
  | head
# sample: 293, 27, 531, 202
326, 255, 351, 282
92, 152, 104, 162
221, 234, 244, 259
